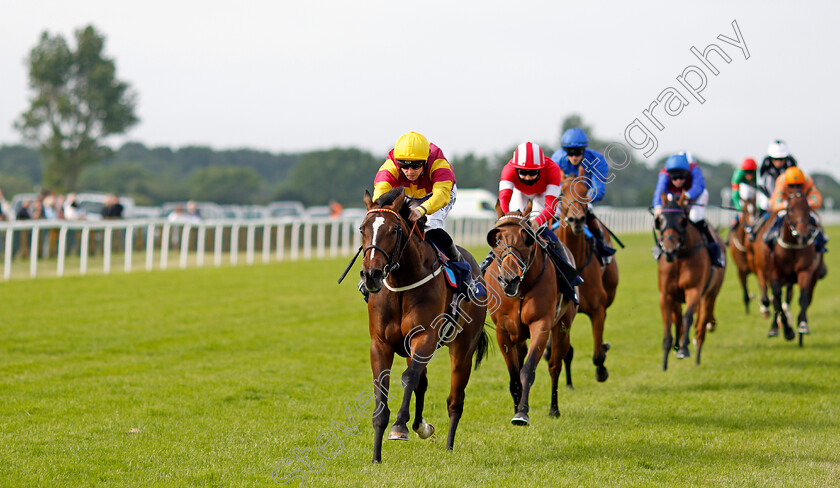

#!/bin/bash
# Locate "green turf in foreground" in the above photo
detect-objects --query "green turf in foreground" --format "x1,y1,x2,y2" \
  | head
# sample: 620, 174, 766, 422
1, 230, 838, 487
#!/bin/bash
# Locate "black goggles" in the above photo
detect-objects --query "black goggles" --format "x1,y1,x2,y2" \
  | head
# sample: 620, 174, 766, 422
397, 160, 424, 170
517, 169, 540, 178
565, 148, 585, 157
668, 171, 689, 181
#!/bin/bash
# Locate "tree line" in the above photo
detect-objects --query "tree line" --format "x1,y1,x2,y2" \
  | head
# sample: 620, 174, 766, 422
5, 25, 839, 210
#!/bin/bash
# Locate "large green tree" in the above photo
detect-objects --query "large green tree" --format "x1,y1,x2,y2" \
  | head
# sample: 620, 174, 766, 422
15, 25, 138, 192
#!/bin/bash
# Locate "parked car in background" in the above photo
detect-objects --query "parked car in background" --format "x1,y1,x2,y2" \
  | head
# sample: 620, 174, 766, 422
162, 201, 224, 220
449, 188, 497, 219
267, 201, 305, 218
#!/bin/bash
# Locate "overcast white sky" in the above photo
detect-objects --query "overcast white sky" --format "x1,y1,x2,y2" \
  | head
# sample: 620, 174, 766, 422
2, 0, 839, 177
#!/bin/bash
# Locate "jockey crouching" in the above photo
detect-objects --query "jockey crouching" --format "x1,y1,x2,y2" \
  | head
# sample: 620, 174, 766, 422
550, 128, 615, 265
765, 166, 828, 255
752, 139, 797, 241
727, 157, 758, 241
359, 131, 468, 298
653, 152, 725, 268
481, 141, 581, 302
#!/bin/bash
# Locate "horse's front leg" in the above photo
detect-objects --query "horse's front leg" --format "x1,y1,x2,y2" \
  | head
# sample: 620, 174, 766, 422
512, 319, 552, 426
589, 305, 609, 382
496, 325, 523, 413
370, 342, 395, 463
389, 330, 438, 441
660, 292, 674, 370
769, 277, 792, 340
677, 288, 701, 359
796, 269, 815, 335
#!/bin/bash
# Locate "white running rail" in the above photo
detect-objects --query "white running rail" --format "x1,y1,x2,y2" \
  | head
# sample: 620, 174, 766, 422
1, 208, 837, 280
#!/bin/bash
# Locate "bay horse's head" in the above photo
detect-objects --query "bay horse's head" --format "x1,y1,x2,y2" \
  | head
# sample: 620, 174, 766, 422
360, 189, 417, 293
559, 177, 590, 235
486, 200, 538, 297
783, 191, 817, 246
656, 192, 690, 262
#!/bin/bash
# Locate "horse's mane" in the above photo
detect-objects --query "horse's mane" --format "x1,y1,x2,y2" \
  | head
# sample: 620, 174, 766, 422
372, 188, 423, 226
563, 177, 592, 204
374, 188, 404, 207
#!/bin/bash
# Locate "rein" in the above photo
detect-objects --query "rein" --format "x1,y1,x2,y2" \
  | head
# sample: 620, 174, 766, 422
364, 208, 443, 293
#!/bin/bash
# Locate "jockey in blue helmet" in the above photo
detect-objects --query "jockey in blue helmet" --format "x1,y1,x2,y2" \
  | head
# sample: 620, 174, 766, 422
652, 152, 724, 267
551, 128, 614, 265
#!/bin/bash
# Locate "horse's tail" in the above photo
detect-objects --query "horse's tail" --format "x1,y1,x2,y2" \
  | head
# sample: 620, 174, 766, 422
473, 324, 492, 370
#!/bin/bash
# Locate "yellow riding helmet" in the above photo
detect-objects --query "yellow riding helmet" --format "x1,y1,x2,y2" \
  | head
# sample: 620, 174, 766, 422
393, 131, 430, 161
784, 167, 805, 185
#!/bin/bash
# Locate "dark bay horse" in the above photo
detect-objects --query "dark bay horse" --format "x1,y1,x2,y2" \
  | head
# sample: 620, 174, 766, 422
484, 201, 577, 425
555, 177, 618, 382
729, 192, 759, 313
360, 189, 489, 463
655, 193, 725, 369
762, 192, 823, 344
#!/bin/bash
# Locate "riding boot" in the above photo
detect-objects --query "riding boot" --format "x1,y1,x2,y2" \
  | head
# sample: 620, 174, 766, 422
696, 220, 724, 268
539, 227, 583, 298
814, 229, 828, 254
749, 212, 768, 241
586, 217, 615, 266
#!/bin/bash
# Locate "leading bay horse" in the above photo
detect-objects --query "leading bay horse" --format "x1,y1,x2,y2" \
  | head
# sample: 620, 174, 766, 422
762, 191, 823, 344
484, 201, 577, 425
360, 188, 489, 463
555, 177, 618, 382
655, 192, 726, 369
728, 187, 759, 313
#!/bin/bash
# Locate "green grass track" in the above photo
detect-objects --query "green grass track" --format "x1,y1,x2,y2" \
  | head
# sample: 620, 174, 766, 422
1, 229, 839, 487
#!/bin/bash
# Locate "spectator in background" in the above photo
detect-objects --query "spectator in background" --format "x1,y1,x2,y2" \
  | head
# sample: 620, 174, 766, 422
102, 193, 124, 219
186, 201, 201, 220
329, 200, 343, 218
0, 189, 6, 221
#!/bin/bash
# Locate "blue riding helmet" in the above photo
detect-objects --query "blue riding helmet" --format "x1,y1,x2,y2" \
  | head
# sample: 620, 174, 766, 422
665, 153, 690, 172
560, 128, 589, 148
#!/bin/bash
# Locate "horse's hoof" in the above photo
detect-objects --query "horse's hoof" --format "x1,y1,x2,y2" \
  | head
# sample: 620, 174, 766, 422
548, 408, 560, 418
511, 412, 530, 426
706, 321, 717, 332
767, 325, 779, 337
602, 343, 611, 352
413, 420, 435, 439
676, 348, 690, 359
760, 304, 770, 318
388, 426, 409, 441
595, 366, 609, 382
798, 321, 811, 334
784, 327, 796, 341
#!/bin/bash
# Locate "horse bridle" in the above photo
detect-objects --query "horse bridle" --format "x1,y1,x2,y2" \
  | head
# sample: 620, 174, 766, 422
363, 208, 408, 279
656, 208, 687, 252
493, 215, 539, 288
780, 192, 818, 247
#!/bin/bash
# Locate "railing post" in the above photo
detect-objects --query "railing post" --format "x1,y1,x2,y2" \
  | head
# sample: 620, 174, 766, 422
103, 226, 112, 274
146, 223, 155, 271
125, 224, 134, 273
57, 226, 68, 277
4, 228, 13, 281
80, 227, 90, 275
197, 225, 206, 267
160, 223, 171, 270
214, 225, 223, 267
246, 224, 255, 265
180, 224, 191, 269
262, 223, 272, 264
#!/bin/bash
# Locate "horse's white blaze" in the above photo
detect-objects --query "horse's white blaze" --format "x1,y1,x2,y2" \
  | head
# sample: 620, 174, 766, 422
368, 216, 385, 259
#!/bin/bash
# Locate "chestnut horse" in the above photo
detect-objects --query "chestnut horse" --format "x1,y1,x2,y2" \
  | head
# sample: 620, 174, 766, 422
555, 177, 618, 382
360, 189, 489, 463
655, 193, 725, 370
761, 192, 823, 344
484, 200, 577, 425
729, 189, 759, 313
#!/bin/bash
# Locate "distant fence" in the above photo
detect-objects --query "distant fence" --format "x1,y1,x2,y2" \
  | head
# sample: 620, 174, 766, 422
2, 207, 838, 280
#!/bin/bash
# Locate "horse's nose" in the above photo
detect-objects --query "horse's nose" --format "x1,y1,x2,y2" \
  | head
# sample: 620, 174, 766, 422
565, 216, 574, 223
360, 268, 384, 292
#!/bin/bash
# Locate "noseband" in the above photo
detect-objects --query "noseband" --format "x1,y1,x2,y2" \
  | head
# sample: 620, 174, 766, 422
493, 215, 538, 287
363, 208, 406, 279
